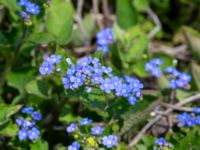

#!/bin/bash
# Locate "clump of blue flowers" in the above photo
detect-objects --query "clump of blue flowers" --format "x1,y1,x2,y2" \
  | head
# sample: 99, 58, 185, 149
154, 137, 173, 149
164, 66, 191, 89
66, 118, 119, 149
15, 107, 42, 141
145, 58, 163, 77
39, 54, 62, 75
145, 59, 191, 89
177, 108, 200, 127
102, 135, 118, 148
62, 56, 143, 106
96, 28, 114, 55
17, 0, 40, 21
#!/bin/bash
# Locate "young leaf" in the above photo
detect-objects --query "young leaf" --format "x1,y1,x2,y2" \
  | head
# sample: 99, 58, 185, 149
26, 80, 52, 99
45, 0, 74, 45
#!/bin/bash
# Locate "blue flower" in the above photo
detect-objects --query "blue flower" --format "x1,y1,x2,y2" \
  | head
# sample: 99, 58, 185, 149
25, 2, 40, 15
96, 28, 113, 45
193, 107, 200, 114
48, 54, 62, 65
100, 78, 114, 94
79, 118, 93, 126
17, 0, 29, 6
39, 62, 54, 75
16, 117, 23, 127
91, 126, 104, 135
68, 142, 80, 150
86, 86, 92, 93
23, 119, 35, 128
18, 128, 28, 140
165, 66, 191, 89
195, 116, 200, 125
102, 135, 118, 148
154, 137, 168, 146
96, 28, 114, 55
28, 127, 40, 140
20, 11, 30, 20
21, 107, 34, 114
177, 112, 195, 127
145, 58, 163, 77
128, 96, 137, 105
66, 123, 77, 133
32, 111, 42, 121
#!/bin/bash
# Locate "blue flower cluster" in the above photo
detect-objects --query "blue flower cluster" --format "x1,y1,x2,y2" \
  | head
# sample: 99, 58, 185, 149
17, 0, 40, 20
15, 107, 42, 141
68, 141, 80, 150
102, 135, 118, 148
154, 137, 172, 148
145, 58, 163, 77
62, 56, 143, 105
39, 54, 62, 75
66, 117, 104, 136
96, 28, 114, 55
66, 117, 118, 149
177, 110, 200, 127
164, 66, 191, 89
145, 59, 191, 89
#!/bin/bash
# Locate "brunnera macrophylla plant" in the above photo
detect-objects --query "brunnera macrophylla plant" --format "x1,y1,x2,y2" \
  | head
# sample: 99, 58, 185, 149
2, 0, 198, 149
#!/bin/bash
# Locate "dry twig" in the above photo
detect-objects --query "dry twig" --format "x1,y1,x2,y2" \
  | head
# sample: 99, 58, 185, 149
75, 0, 89, 45
147, 8, 162, 39
128, 93, 200, 147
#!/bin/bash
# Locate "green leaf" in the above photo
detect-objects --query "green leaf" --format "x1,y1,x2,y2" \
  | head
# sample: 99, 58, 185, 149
120, 34, 148, 63
0, 120, 18, 137
176, 89, 192, 101
26, 80, 52, 99
133, 0, 149, 12
0, 104, 22, 125
27, 32, 56, 44
176, 128, 200, 150
117, 0, 138, 30
0, 0, 19, 21
30, 139, 49, 150
7, 71, 34, 95
132, 58, 149, 77
45, 0, 74, 45
121, 99, 160, 135
59, 104, 76, 123
183, 26, 200, 63
112, 22, 125, 41
191, 61, 200, 90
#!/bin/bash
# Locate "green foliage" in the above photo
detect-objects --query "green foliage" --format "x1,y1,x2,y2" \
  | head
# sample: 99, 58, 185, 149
26, 80, 52, 99
30, 139, 49, 150
117, 0, 138, 29
1, 0, 200, 149
45, 0, 74, 45
0, 104, 22, 125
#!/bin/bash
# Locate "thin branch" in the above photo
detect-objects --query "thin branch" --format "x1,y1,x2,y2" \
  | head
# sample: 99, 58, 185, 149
102, 0, 110, 19
150, 42, 189, 60
162, 103, 193, 112
128, 93, 200, 147
102, 0, 111, 26
75, 0, 89, 45
92, 0, 104, 30
147, 8, 162, 39
168, 91, 176, 132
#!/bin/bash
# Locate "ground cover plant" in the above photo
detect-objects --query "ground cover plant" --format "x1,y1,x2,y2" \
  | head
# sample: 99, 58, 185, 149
1, 0, 200, 150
